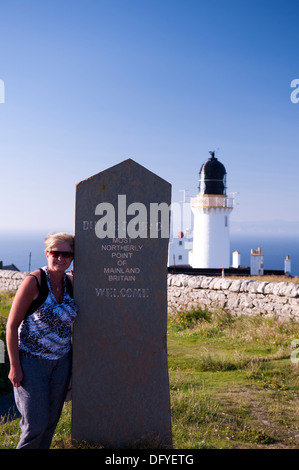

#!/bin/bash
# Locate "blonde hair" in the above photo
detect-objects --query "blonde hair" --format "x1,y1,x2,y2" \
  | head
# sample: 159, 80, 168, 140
44, 232, 74, 253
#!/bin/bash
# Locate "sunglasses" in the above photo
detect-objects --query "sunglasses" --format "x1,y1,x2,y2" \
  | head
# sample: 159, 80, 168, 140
48, 250, 73, 259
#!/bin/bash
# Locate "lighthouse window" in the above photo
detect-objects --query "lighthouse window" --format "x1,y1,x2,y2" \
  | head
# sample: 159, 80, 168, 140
178, 255, 182, 260
225, 216, 228, 227
179, 240, 183, 246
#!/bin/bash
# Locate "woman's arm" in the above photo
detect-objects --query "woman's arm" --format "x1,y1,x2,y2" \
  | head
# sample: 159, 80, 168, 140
6, 273, 39, 387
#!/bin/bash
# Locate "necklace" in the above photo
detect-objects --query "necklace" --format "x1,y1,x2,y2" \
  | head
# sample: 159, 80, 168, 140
50, 275, 63, 293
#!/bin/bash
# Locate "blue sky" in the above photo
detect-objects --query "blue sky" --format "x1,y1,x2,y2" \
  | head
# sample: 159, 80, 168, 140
0, 0, 299, 237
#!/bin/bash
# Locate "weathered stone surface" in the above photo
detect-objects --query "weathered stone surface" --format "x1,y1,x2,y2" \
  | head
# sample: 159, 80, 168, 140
229, 279, 243, 292
167, 274, 299, 322
0, 270, 27, 291
187, 276, 202, 288
72, 159, 172, 448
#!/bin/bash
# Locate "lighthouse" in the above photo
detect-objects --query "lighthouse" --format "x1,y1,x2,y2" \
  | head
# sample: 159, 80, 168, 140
189, 151, 234, 269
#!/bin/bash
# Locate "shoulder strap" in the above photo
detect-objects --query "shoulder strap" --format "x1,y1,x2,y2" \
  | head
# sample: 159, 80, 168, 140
27, 273, 41, 292
24, 270, 74, 318
24, 269, 49, 318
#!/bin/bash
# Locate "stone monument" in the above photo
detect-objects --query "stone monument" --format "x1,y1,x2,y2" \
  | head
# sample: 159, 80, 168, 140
71, 159, 172, 448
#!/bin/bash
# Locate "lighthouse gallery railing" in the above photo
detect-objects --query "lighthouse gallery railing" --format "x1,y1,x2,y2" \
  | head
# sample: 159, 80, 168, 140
191, 196, 234, 209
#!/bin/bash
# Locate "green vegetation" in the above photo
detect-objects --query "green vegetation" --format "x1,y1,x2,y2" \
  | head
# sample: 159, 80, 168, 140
0, 291, 15, 321
0, 291, 14, 397
168, 307, 299, 448
1, 293, 299, 448
0, 318, 10, 398
0, 291, 15, 396
229, 274, 299, 284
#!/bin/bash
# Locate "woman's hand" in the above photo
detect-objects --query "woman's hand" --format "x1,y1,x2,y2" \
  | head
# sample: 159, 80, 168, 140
8, 364, 23, 387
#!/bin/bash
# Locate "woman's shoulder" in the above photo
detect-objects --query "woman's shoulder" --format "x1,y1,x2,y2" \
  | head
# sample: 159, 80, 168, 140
30, 268, 42, 276
17, 269, 42, 299
27, 268, 42, 282
25, 268, 47, 291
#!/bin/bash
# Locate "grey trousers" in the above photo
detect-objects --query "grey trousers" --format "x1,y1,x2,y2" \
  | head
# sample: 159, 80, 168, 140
14, 351, 71, 449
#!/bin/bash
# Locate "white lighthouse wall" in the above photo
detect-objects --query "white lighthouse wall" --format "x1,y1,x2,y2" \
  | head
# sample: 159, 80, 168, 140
191, 208, 231, 268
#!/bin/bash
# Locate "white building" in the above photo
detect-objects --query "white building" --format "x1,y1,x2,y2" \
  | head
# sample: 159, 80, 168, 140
168, 230, 193, 266
250, 247, 264, 275
189, 151, 234, 269
284, 255, 291, 275
232, 250, 241, 268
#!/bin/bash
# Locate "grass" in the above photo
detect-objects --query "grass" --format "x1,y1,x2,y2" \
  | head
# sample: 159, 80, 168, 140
1, 292, 299, 448
0, 291, 15, 321
229, 274, 299, 284
0, 292, 12, 397
168, 307, 299, 448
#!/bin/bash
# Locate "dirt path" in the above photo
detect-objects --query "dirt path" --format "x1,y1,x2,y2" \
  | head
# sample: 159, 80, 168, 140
241, 389, 299, 449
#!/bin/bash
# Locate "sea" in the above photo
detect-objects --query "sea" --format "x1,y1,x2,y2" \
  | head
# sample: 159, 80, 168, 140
0, 232, 299, 276
230, 234, 299, 276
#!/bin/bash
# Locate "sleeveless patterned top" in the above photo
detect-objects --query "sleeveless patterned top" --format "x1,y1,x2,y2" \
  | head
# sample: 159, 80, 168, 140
18, 267, 78, 360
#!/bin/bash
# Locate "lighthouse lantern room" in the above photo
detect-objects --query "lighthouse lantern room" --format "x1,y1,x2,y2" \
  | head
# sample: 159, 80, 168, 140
189, 151, 234, 269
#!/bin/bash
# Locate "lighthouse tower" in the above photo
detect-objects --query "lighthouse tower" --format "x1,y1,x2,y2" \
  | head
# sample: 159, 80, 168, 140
189, 151, 234, 269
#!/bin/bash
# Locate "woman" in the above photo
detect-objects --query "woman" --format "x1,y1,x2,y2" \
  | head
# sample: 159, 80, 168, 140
6, 232, 78, 449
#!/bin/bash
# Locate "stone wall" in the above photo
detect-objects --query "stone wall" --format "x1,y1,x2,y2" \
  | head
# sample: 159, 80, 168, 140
0, 270, 27, 291
1, 270, 299, 322
168, 274, 299, 322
